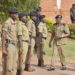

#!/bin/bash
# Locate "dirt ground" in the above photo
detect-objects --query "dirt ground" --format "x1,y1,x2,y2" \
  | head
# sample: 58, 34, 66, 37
0, 51, 75, 75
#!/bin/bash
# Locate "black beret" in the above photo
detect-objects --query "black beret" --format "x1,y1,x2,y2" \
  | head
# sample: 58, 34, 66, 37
55, 15, 62, 19
72, 4, 75, 6
8, 7, 18, 14
30, 12, 37, 16
19, 13, 28, 19
36, 7, 41, 12
39, 15, 45, 20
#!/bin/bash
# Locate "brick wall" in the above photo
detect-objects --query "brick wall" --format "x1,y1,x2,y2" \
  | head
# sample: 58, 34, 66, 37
40, 0, 75, 23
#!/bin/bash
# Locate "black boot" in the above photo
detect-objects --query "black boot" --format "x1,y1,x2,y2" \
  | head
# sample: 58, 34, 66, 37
38, 60, 41, 66
38, 59, 44, 67
48, 65, 55, 71
25, 64, 35, 72
61, 64, 66, 70
41, 59, 44, 67
16, 69, 20, 75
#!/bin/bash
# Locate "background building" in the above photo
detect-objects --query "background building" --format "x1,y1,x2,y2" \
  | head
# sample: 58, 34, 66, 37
40, 0, 75, 23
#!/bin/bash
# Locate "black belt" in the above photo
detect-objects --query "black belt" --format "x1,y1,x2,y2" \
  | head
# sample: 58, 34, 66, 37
42, 37, 47, 39
22, 40, 29, 43
6, 39, 17, 45
31, 36, 35, 39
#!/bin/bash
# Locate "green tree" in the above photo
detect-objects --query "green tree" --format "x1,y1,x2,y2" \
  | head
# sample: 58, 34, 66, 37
0, 0, 40, 21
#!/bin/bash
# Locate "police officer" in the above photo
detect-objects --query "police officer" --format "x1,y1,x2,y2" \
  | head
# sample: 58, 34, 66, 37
31, 7, 42, 54
37, 15, 48, 67
48, 15, 70, 71
25, 12, 36, 72
2, 7, 19, 75
17, 13, 29, 75
70, 4, 75, 23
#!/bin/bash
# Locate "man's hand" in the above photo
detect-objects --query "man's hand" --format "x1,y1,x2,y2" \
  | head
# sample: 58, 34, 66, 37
28, 43, 31, 50
19, 48, 23, 55
49, 42, 51, 47
3, 50, 7, 56
56, 36, 62, 40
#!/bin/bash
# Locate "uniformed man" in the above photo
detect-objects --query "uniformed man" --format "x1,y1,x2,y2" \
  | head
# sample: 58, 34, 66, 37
70, 4, 75, 23
17, 13, 29, 75
32, 6, 42, 28
37, 15, 48, 67
48, 15, 70, 71
25, 12, 36, 72
2, 7, 19, 75
0, 22, 2, 47
34, 7, 42, 54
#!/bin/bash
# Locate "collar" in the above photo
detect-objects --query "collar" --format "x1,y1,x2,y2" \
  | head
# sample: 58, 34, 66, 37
9, 17, 18, 25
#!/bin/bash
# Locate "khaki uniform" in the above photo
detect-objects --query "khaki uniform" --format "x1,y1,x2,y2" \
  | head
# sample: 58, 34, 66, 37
18, 21, 29, 69
0, 23, 2, 47
0, 23, 2, 33
37, 22, 47, 62
2, 18, 18, 75
51, 23, 70, 66
25, 19, 36, 64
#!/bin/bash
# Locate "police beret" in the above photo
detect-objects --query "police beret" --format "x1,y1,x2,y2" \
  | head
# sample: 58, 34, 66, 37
55, 15, 62, 19
19, 13, 28, 19
36, 7, 41, 12
8, 7, 18, 14
30, 12, 37, 16
39, 15, 45, 20
72, 4, 75, 6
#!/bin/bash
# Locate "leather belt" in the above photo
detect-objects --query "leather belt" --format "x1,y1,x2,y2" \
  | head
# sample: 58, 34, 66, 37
6, 39, 17, 45
22, 40, 29, 43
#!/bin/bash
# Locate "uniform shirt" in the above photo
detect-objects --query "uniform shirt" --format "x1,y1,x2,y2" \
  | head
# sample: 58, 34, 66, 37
52, 23, 70, 45
70, 8, 75, 17
27, 19, 36, 37
0, 23, 2, 33
38, 22, 48, 38
2, 18, 18, 41
18, 21, 29, 41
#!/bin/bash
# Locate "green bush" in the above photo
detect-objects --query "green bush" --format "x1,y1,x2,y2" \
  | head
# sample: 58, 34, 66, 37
0, 0, 40, 21
45, 17, 54, 31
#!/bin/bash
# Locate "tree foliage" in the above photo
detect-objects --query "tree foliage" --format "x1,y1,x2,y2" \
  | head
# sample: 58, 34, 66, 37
0, 0, 40, 21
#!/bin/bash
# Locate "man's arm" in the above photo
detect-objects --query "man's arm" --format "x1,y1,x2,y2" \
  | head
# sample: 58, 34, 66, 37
62, 24, 70, 38
2, 31, 7, 55
38, 23, 43, 44
70, 8, 73, 17
49, 32, 55, 47
2, 22, 8, 55
17, 22, 23, 53
18, 35, 23, 52
49, 25, 55, 47
17, 22, 23, 70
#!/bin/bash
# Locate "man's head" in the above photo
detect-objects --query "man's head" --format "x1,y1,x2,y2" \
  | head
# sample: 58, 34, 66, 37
39, 15, 46, 23
36, 6, 42, 15
72, 4, 75, 8
55, 15, 62, 24
19, 13, 28, 23
30, 12, 37, 21
8, 7, 18, 20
